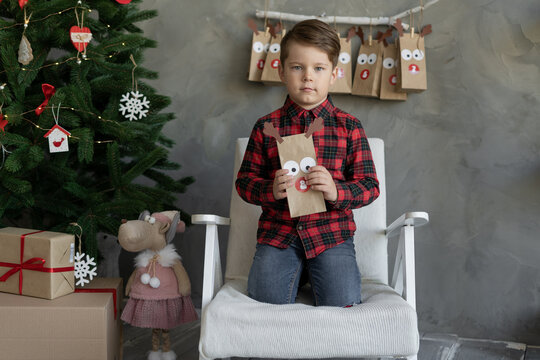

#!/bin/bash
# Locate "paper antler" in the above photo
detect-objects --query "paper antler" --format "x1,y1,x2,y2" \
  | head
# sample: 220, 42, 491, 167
378, 28, 393, 46
356, 26, 364, 45
305, 117, 324, 139
394, 18, 404, 37
347, 27, 356, 42
420, 24, 432, 37
263, 122, 284, 144
248, 18, 259, 35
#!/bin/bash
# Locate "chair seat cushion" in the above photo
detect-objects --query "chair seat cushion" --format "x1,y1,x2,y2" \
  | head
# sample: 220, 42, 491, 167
199, 279, 419, 359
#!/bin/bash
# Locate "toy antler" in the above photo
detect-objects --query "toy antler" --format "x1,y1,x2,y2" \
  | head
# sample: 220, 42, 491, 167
263, 122, 284, 144
356, 26, 364, 45
420, 24, 432, 37
305, 117, 324, 139
394, 18, 404, 37
248, 18, 259, 35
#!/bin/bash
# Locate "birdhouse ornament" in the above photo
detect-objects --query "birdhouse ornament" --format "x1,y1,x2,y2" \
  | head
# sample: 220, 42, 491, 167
43, 105, 70, 153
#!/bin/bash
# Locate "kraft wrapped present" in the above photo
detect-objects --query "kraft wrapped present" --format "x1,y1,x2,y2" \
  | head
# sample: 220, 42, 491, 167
0, 277, 123, 360
247, 22, 271, 82
351, 30, 384, 98
261, 26, 285, 85
329, 34, 353, 94
0, 227, 75, 299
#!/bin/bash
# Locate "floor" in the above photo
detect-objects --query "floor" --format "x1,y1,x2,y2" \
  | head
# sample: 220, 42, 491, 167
122, 316, 540, 360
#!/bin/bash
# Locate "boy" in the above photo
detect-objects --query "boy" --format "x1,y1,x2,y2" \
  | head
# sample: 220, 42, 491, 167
236, 19, 380, 307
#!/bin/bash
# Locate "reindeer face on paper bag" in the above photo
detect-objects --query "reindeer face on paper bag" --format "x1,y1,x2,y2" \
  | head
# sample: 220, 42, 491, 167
351, 28, 383, 98
263, 118, 327, 218
395, 19, 432, 92
329, 36, 352, 94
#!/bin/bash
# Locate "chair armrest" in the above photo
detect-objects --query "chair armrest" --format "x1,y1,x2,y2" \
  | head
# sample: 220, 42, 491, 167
192, 214, 230, 226
386, 211, 429, 237
191, 214, 230, 312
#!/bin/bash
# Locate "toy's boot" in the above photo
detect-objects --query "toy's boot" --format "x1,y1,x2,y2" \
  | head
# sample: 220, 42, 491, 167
161, 329, 177, 360
148, 329, 162, 360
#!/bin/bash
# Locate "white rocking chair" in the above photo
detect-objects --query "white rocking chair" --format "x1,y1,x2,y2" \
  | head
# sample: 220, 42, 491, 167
192, 138, 428, 360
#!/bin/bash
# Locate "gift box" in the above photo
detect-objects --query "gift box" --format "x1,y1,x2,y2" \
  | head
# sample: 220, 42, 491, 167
0, 277, 123, 360
0, 227, 75, 299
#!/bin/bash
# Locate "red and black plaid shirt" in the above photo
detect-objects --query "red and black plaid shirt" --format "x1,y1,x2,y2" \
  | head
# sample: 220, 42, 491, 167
236, 96, 379, 259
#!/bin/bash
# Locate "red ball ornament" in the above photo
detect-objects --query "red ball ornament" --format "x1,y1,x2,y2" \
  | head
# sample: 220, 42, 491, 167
115, 0, 132, 4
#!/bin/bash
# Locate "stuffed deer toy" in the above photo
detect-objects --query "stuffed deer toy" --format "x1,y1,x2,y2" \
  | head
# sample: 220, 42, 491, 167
119, 210, 198, 360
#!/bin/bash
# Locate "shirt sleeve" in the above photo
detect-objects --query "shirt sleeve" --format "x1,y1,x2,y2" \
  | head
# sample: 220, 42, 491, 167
328, 121, 380, 211
235, 123, 276, 205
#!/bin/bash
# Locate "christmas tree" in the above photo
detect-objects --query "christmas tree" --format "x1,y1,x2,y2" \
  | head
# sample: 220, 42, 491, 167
0, 0, 193, 258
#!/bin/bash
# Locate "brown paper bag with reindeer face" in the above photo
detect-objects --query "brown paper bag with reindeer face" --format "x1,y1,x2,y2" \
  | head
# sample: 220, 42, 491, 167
247, 20, 271, 82
261, 25, 285, 86
395, 19, 432, 92
351, 28, 383, 98
263, 118, 327, 218
329, 32, 353, 94
379, 30, 407, 101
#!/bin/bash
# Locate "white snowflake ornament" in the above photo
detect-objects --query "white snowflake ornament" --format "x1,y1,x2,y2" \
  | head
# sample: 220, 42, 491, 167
74, 251, 98, 286
119, 91, 150, 121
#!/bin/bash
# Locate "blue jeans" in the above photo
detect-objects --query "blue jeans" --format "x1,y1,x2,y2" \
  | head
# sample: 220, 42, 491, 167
247, 237, 361, 307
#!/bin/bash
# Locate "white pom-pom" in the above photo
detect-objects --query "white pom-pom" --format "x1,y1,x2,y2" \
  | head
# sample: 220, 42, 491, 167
148, 350, 162, 360
149, 217, 156, 224
161, 350, 177, 360
140, 273, 151, 284
149, 276, 160, 288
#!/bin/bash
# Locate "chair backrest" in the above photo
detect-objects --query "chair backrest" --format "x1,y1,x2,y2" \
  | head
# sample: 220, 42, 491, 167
225, 138, 388, 284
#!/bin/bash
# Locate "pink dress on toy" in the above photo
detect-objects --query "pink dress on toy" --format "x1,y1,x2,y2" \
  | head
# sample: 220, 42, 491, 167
121, 244, 198, 329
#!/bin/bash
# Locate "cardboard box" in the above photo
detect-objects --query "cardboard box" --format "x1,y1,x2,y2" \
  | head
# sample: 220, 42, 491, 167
0, 277, 123, 360
0, 227, 75, 299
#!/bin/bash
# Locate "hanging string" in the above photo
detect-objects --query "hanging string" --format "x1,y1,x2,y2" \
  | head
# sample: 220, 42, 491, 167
51, 102, 61, 125
23, 8, 32, 34
0, 144, 11, 170
130, 54, 138, 92
409, 7, 415, 37
264, 0, 269, 30
69, 222, 83, 254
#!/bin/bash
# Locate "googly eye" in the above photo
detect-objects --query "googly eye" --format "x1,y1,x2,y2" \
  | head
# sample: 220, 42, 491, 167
300, 157, 316, 173
269, 43, 281, 53
339, 52, 351, 64
252, 41, 264, 53
283, 160, 300, 176
401, 49, 412, 61
149, 217, 156, 224
367, 53, 377, 65
383, 57, 395, 69
357, 54, 368, 65
264, 43, 270, 53
413, 49, 424, 60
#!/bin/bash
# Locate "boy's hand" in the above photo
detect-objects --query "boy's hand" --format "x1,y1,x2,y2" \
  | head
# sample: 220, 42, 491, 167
273, 169, 294, 200
305, 166, 338, 202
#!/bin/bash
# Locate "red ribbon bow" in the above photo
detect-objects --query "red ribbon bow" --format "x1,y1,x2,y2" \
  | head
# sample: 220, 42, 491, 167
35, 84, 55, 116
0, 230, 75, 295
0, 114, 7, 133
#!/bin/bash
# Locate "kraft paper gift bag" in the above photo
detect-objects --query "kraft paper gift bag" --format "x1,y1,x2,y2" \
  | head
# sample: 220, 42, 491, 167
329, 31, 353, 94
351, 28, 384, 98
395, 19, 432, 92
261, 25, 285, 85
379, 34, 407, 101
263, 119, 327, 218
247, 19, 271, 82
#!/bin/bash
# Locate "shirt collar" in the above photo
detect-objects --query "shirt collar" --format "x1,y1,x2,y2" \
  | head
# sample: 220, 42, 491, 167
284, 95, 335, 123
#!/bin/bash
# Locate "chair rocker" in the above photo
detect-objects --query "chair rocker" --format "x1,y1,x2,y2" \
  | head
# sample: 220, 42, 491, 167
192, 137, 429, 360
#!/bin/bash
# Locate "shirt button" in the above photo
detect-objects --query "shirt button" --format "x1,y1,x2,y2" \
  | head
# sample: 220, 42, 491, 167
297, 225, 303, 231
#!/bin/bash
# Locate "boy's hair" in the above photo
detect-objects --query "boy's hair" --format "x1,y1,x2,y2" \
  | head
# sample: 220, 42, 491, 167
280, 19, 341, 68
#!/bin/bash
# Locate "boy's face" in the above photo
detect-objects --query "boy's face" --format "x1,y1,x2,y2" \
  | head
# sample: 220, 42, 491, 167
279, 41, 337, 110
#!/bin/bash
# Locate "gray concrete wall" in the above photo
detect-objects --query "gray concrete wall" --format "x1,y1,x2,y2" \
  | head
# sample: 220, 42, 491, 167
137, 0, 540, 344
